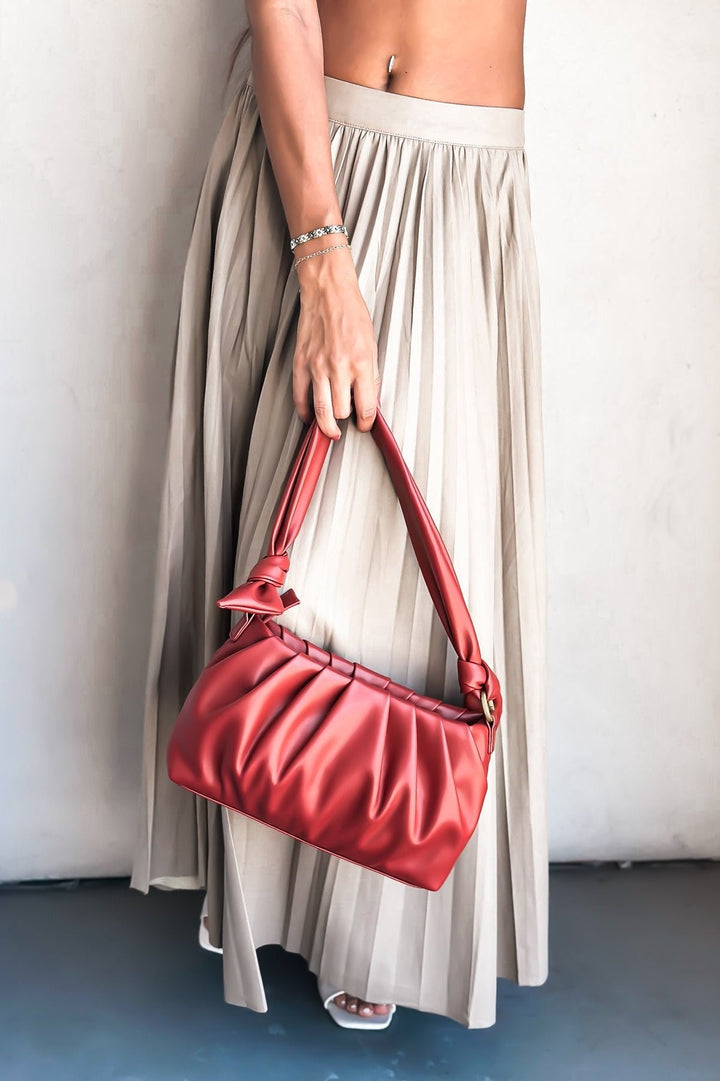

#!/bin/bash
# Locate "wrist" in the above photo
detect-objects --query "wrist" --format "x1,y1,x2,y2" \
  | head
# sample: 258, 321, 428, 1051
294, 244, 357, 292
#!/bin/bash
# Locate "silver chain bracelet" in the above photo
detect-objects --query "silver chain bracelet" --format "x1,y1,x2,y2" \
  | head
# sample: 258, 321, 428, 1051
293, 243, 352, 270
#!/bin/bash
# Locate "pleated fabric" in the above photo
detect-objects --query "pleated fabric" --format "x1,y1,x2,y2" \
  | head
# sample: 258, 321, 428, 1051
130, 68, 548, 1029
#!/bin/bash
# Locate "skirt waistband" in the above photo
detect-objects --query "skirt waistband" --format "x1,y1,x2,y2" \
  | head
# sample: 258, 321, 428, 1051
246, 71, 525, 150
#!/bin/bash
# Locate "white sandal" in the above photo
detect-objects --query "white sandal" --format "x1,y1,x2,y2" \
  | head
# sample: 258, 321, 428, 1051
199, 900, 395, 1027
198, 894, 223, 954
317, 976, 396, 1030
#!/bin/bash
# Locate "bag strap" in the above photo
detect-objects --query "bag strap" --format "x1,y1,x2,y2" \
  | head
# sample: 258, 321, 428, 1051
217, 402, 502, 723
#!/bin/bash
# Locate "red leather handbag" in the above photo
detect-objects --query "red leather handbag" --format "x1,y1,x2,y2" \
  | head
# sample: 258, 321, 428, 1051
167, 404, 503, 892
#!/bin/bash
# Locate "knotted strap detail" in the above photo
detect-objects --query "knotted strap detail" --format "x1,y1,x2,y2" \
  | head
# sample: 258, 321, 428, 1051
216, 554, 300, 617
457, 658, 503, 751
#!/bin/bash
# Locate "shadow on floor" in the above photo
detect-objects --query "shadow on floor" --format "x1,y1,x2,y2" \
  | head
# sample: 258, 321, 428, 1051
0, 861, 718, 1081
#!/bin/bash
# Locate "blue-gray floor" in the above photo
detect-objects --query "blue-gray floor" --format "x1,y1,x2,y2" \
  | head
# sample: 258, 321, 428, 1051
1, 861, 718, 1081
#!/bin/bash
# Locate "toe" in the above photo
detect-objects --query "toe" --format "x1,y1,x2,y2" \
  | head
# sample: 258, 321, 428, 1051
329, 990, 394, 1017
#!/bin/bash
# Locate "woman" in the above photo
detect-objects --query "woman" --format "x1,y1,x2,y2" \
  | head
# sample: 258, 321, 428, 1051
130, 0, 548, 1030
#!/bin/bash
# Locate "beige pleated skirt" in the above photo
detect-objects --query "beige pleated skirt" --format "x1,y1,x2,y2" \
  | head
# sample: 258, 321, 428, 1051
130, 68, 549, 1029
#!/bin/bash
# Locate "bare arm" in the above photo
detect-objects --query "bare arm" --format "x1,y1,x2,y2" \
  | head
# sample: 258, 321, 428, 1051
245, 0, 381, 437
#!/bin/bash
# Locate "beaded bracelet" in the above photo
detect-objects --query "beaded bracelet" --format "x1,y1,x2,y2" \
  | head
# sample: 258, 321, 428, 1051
290, 224, 348, 251
293, 243, 352, 270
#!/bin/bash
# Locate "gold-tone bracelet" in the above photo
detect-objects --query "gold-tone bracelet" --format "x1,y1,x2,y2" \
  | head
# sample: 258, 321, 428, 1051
292, 243, 352, 270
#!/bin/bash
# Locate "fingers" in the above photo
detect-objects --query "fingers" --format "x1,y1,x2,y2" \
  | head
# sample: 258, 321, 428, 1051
351, 353, 381, 433
292, 362, 341, 439
330, 369, 353, 424
292, 346, 380, 439
292, 361, 313, 425
312, 376, 342, 440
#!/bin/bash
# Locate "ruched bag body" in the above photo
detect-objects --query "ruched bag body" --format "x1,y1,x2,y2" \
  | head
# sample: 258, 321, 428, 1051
166, 403, 503, 892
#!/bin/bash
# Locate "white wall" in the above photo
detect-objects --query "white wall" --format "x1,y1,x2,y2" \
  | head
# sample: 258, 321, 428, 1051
527, 3, 720, 858
0, 0, 251, 879
1, 2, 718, 880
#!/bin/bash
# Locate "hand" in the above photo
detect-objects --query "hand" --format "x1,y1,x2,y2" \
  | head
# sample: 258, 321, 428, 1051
292, 249, 381, 439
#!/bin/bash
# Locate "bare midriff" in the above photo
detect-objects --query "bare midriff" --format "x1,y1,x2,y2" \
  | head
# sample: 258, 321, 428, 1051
315, 0, 528, 109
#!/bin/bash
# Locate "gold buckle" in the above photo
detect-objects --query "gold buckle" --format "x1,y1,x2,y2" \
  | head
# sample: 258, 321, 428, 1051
480, 689, 497, 726
480, 690, 497, 753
